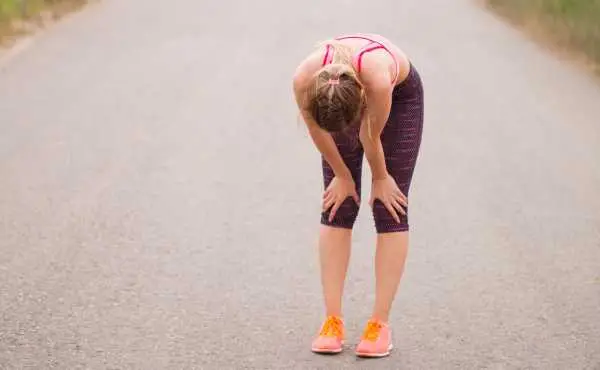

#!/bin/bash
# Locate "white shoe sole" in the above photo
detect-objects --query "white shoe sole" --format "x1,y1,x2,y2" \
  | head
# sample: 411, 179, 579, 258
312, 340, 345, 354
312, 347, 343, 354
355, 343, 393, 358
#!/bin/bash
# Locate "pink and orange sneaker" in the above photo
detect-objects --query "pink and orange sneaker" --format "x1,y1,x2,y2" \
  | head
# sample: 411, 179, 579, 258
311, 315, 345, 354
355, 319, 393, 358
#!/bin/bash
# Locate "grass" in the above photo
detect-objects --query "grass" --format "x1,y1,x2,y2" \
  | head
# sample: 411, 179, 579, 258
485, 0, 600, 73
0, 0, 86, 45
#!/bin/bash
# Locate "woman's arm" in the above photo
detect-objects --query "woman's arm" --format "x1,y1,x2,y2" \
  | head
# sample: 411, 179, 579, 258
359, 76, 393, 180
306, 123, 353, 180
293, 72, 353, 180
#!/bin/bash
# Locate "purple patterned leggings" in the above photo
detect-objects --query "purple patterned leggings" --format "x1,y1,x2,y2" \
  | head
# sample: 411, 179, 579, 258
321, 64, 424, 233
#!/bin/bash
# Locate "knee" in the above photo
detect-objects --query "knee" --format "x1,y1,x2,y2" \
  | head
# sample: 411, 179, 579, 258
321, 197, 360, 229
372, 200, 409, 233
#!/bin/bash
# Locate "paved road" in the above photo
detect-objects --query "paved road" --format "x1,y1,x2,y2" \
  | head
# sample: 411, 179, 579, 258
1, 0, 600, 368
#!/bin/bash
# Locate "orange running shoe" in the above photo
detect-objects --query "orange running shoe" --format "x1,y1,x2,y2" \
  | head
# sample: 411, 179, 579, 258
311, 315, 345, 354
355, 319, 393, 358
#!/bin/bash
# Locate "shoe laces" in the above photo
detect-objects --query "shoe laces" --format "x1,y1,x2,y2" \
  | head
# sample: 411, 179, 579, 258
362, 320, 383, 341
319, 316, 344, 338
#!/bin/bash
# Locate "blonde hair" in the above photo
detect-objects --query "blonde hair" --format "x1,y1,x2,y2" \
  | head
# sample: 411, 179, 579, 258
300, 40, 371, 137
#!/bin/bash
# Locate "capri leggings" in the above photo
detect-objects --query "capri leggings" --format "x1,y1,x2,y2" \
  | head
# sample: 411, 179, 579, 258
321, 63, 424, 233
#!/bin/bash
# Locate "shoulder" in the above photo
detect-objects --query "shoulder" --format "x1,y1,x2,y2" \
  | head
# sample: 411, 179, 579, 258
293, 50, 324, 93
358, 54, 393, 93
359, 33, 411, 84
293, 50, 325, 114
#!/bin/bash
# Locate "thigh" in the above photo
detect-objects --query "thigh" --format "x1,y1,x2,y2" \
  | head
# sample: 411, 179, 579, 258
382, 73, 424, 196
373, 66, 424, 232
321, 129, 364, 226
322, 130, 364, 191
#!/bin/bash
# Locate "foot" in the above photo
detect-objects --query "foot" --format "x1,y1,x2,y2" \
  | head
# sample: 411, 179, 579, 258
355, 318, 393, 358
311, 315, 345, 354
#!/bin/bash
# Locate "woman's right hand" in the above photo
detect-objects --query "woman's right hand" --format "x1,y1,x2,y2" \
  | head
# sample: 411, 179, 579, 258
322, 176, 360, 222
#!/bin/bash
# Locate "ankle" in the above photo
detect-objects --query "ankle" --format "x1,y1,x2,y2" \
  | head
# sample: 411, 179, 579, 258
370, 314, 389, 324
326, 315, 343, 324
325, 311, 343, 319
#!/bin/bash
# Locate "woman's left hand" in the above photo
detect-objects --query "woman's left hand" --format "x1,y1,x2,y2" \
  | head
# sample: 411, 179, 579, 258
370, 174, 408, 223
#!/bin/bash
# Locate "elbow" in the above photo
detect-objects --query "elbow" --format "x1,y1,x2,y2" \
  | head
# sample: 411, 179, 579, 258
359, 125, 379, 145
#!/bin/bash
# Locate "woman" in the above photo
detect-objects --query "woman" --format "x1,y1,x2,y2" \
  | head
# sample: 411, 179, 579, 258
292, 33, 424, 358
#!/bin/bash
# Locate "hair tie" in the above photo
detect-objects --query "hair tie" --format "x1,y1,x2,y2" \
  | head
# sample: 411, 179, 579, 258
327, 78, 340, 85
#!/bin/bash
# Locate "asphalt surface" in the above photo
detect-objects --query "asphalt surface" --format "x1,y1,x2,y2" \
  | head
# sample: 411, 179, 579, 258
1, 0, 600, 368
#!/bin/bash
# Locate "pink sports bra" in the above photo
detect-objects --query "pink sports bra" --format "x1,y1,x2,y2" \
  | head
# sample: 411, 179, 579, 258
321, 33, 400, 85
